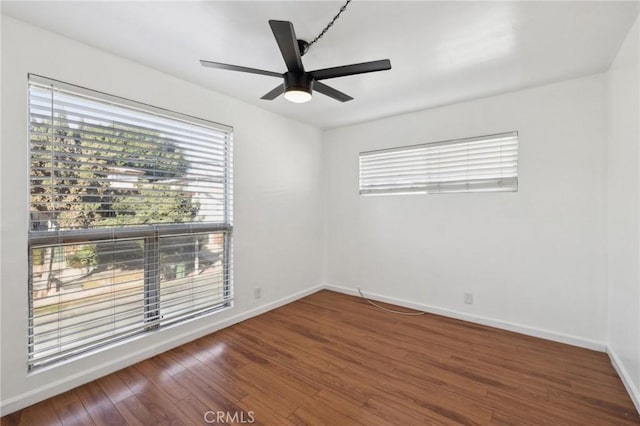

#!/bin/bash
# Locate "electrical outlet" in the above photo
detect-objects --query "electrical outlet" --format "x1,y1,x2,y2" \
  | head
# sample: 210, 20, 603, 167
254, 287, 262, 299
464, 292, 473, 304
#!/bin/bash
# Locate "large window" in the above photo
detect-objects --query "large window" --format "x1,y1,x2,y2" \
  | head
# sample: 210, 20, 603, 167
28, 75, 233, 369
359, 132, 518, 195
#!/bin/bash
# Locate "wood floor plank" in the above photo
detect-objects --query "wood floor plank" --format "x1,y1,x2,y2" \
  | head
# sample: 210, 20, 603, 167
114, 395, 156, 426
95, 373, 134, 405
363, 394, 453, 426
485, 388, 583, 425
236, 394, 296, 426
313, 389, 388, 426
365, 391, 473, 425
145, 350, 186, 377
396, 357, 489, 401
131, 358, 192, 401
169, 350, 249, 402
50, 390, 96, 426
287, 400, 358, 426
173, 394, 214, 425
1, 399, 62, 426
129, 385, 187, 425
74, 381, 127, 426
376, 371, 495, 425
3, 290, 639, 424
547, 387, 640, 424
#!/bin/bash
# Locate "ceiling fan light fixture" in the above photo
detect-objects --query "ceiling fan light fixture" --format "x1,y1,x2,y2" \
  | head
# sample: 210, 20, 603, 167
284, 88, 312, 103
283, 71, 314, 103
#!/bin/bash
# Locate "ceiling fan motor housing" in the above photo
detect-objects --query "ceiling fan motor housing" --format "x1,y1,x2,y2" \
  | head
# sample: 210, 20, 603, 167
284, 71, 314, 95
297, 39, 310, 56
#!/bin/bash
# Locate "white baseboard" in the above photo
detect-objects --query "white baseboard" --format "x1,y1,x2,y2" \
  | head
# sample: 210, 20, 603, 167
323, 283, 607, 352
0, 284, 323, 416
608, 347, 640, 414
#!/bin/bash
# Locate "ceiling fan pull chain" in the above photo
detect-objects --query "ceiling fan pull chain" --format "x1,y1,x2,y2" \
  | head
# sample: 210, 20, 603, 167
307, 0, 352, 50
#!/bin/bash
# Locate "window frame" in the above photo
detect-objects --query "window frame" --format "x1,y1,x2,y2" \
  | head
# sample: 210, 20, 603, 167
27, 74, 234, 369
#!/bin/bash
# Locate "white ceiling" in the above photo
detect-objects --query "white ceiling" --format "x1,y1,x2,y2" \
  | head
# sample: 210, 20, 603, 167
2, 1, 638, 129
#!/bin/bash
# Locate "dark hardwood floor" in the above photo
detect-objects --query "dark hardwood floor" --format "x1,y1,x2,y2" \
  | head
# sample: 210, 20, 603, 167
3, 290, 639, 425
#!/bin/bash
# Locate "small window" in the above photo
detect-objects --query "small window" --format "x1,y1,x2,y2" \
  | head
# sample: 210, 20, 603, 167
359, 132, 518, 195
28, 75, 233, 369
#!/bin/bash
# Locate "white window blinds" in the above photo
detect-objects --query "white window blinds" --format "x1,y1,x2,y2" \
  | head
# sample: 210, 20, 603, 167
359, 132, 518, 195
28, 75, 233, 369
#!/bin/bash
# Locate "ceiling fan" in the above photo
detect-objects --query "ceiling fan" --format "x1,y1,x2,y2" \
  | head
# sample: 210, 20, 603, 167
200, 20, 391, 103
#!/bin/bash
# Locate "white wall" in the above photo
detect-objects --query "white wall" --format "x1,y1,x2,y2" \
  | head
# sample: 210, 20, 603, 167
0, 15, 323, 414
323, 74, 608, 348
606, 16, 640, 410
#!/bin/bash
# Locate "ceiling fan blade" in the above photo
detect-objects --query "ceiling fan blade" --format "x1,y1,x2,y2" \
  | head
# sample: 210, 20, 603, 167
200, 60, 282, 78
311, 59, 391, 81
268, 20, 304, 72
314, 82, 353, 102
261, 84, 285, 100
